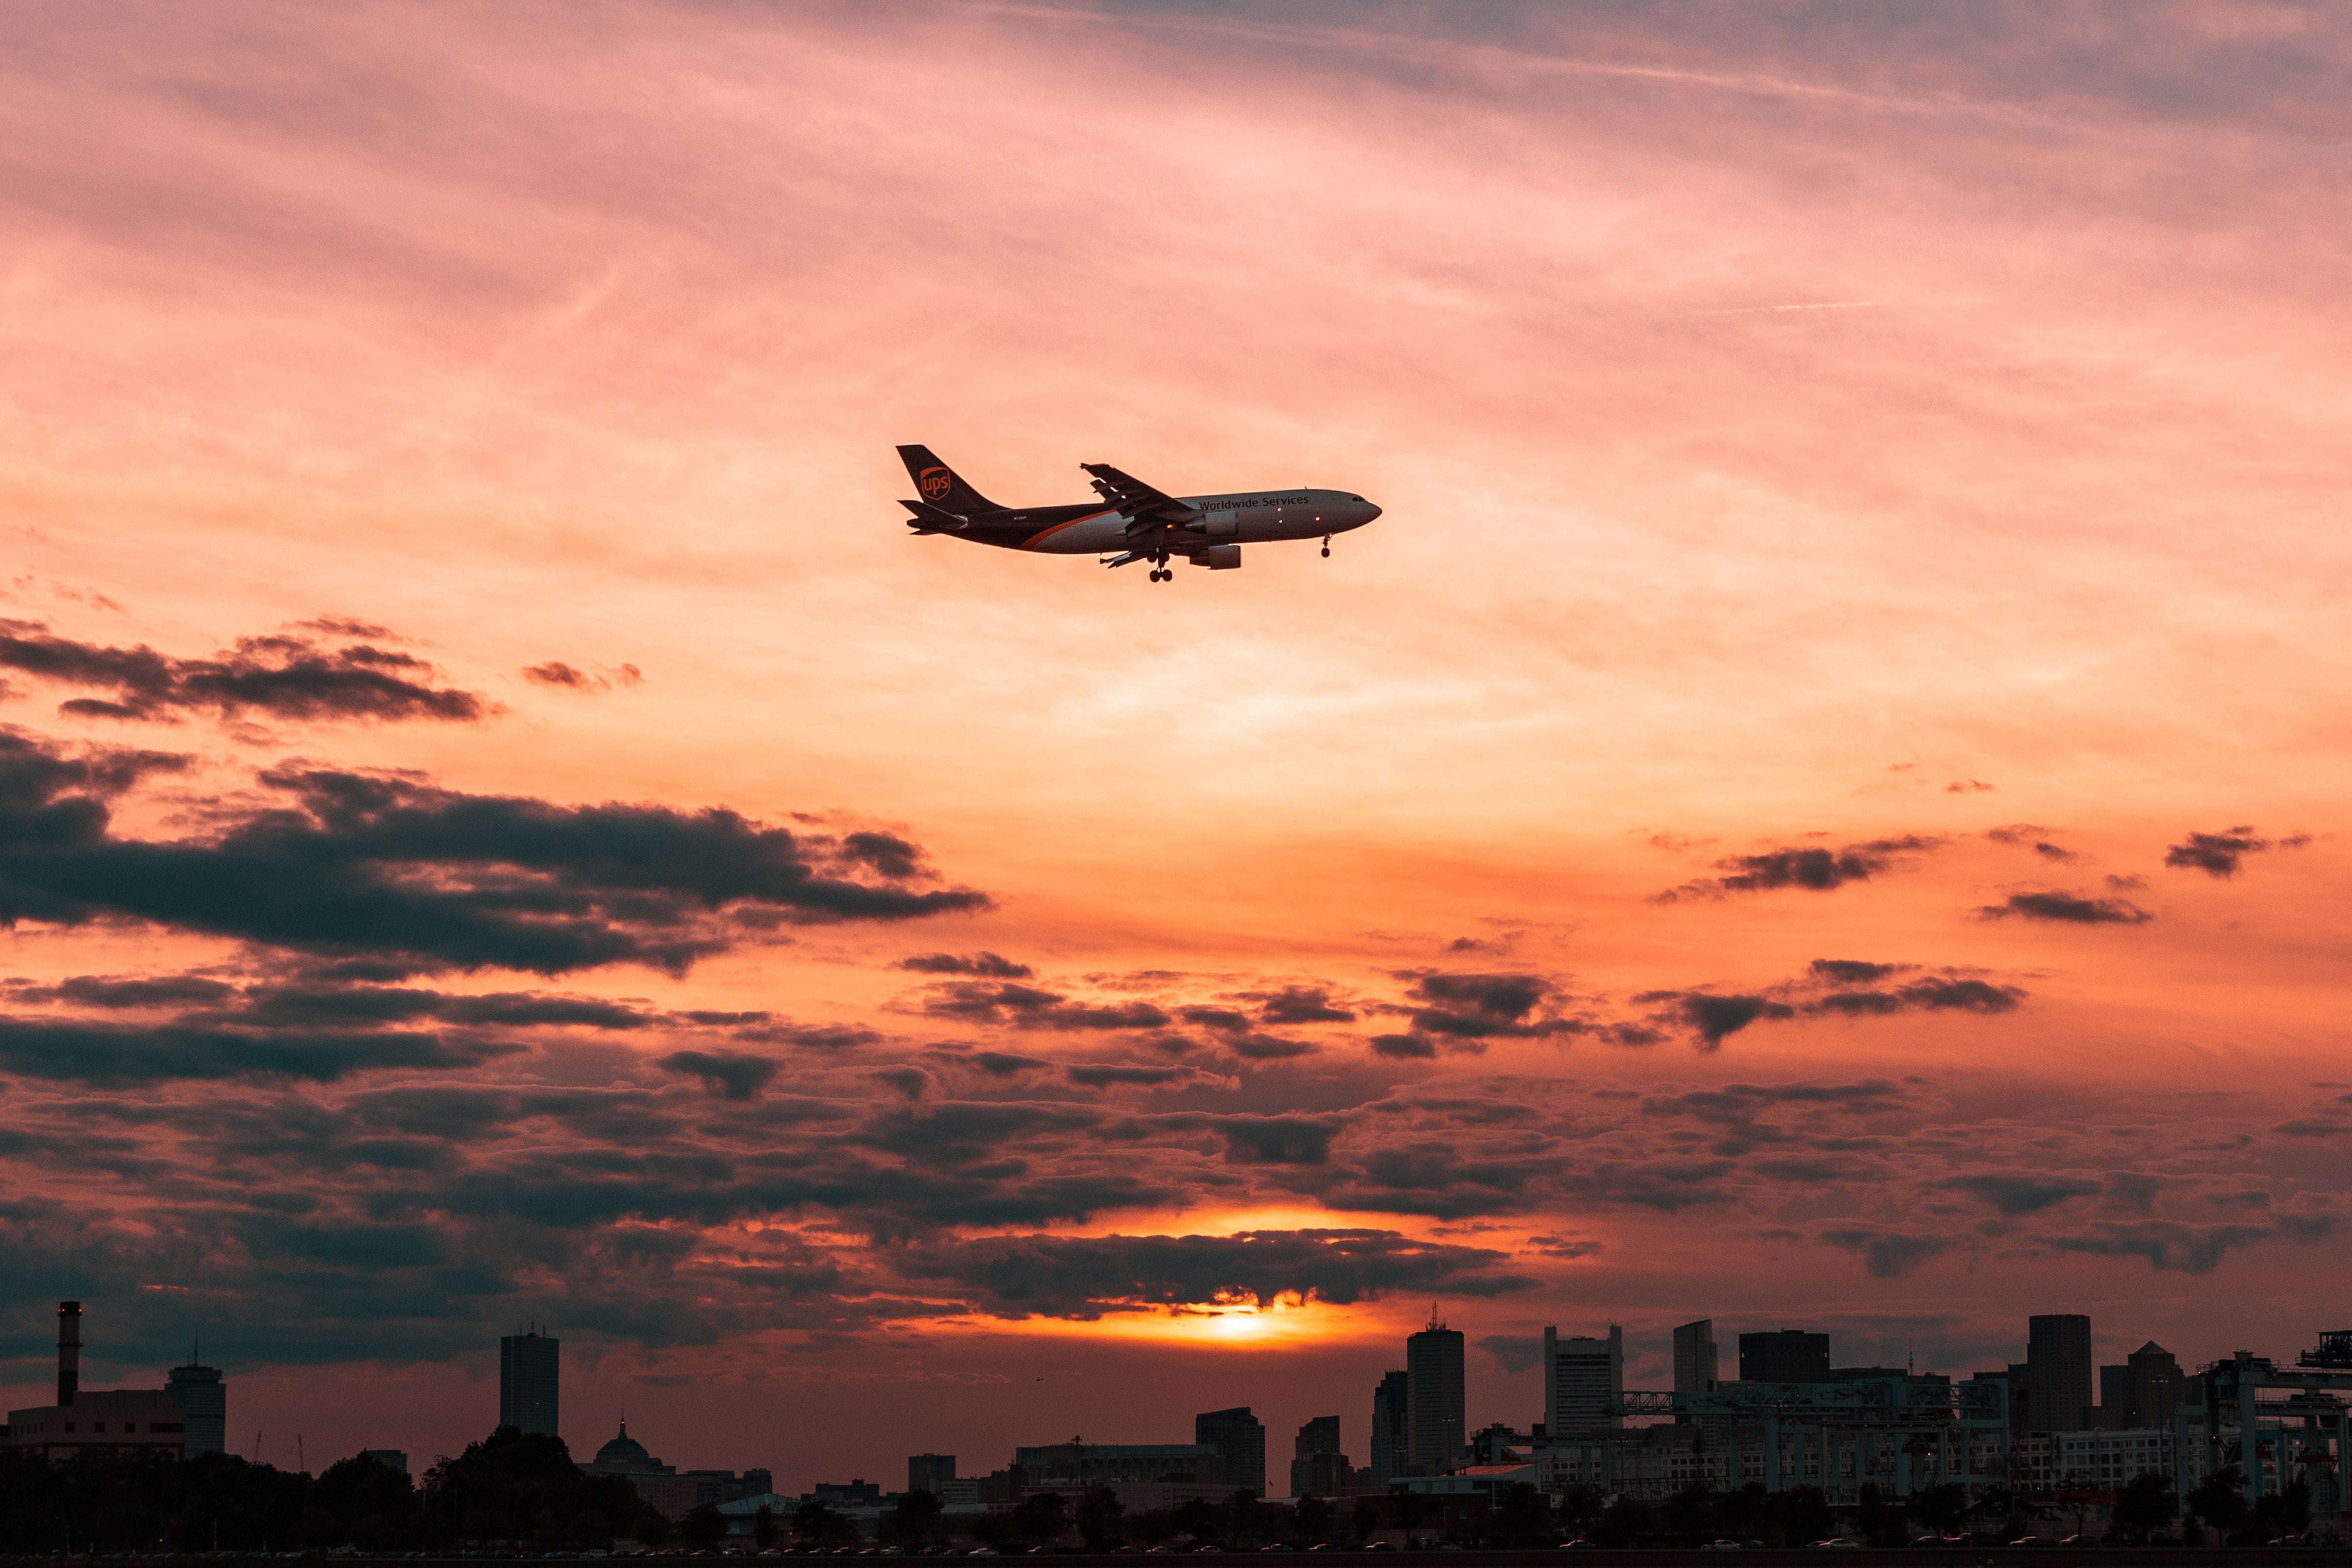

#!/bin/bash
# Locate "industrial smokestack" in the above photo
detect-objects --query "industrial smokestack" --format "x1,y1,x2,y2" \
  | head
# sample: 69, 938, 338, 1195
57, 1300, 82, 1407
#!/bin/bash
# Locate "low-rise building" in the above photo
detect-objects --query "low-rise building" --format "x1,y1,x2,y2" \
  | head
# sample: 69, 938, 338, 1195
5, 1303, 188, 1462
2013, 1425, 2206, 1492
5, 1388, 187, 1461
1012, 1441, 1222, 1486
1394, 1460, 1549, 1499
717, 1492, 799, 1537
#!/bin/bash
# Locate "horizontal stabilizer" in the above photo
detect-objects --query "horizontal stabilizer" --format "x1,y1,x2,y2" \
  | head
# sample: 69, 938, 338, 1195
900, 498, 970, 534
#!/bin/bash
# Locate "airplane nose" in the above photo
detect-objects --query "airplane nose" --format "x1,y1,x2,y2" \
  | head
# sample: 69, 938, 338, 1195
1364, 501, 1383, 522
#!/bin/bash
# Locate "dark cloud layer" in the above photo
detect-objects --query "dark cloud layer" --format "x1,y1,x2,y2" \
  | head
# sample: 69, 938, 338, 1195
658, 1049, 783, 1101
1979, 890, 2153, 924
0, 731, 986, 975
898, 951, 1034, 979
1637, 964, 2023, 1048
2163, 825, 2307, 878
1660, 835, 1941, 901
0, 619, 489, 724
891, 1228, 1540, 1319
0, 1014, 516, 1085
918, 980, 1168, 1031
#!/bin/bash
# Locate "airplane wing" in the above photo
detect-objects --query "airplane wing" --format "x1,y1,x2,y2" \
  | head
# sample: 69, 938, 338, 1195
1080, 463, 1203, 533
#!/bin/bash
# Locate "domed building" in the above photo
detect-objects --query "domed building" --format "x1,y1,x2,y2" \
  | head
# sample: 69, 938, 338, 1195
583, 1420, 674, 1477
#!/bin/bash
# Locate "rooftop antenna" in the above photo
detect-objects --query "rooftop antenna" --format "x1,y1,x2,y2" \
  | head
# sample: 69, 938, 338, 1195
1426, 1301, 1444, 1332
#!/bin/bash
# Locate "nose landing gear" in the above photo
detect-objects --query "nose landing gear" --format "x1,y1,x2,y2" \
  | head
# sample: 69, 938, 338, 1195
1321, 534, 1331, 558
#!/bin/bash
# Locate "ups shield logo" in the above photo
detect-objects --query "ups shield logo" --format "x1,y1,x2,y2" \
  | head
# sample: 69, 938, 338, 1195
919, 466, 953, 503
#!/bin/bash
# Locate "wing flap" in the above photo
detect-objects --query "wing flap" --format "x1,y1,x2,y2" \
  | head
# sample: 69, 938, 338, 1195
1080, 462, 1202, 533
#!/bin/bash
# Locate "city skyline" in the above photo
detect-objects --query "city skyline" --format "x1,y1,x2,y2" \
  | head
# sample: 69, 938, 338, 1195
10, 1296, 2322, 1500
2, 0, 2349, 1510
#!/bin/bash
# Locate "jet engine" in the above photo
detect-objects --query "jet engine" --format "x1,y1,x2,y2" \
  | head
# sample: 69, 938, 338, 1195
1191, 545, 1242, 570
1203, 511, 1242, 537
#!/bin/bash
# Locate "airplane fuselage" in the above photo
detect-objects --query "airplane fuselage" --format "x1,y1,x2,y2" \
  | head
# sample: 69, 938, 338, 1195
956, 488, 1381, 555
892, 447, 1382, 580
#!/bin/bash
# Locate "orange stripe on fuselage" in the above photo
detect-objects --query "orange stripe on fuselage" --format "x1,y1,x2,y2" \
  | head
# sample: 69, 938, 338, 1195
1021, 511, 1113, 549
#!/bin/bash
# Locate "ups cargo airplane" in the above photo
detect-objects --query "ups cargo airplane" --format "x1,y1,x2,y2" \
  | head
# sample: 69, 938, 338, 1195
895, 445, 1382, 582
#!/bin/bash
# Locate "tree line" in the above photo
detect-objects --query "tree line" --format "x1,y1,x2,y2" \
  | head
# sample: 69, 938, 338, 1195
0, 1428, 663, 1554
1, 1429, 2311, 1555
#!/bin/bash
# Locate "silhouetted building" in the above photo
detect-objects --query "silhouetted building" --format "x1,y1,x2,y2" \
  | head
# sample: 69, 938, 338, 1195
1197, 1406, 1266, 1494
584, 1421, 674, 1476
2027, 1314, 2093, 1432
1470, 1422, 1531, 1463
1672, 1320, 1718, 1394
166, 1352, 225, 1457
1289, 1416, 1346, 1498
1368, 1370, 1408, 1485
364, 1449, 409, 1476
1544, 1324, 1623, 1435
1406, 1315, 1465, 1474
2097, 1341, 2182, 1429
1738, 1329, 1831, 1383
498, 1326, 560, 1437
5, 1303, 185, 1462
908, 1453, 956, 1494
1016, 1442, 1218, 1485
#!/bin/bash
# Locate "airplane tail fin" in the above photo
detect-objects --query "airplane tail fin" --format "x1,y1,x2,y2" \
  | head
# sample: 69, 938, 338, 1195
895, 445, 1002, 515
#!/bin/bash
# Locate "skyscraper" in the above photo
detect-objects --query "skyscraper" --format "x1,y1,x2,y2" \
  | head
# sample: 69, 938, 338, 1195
1672, 1321, 1718, 1394
908, 1454, 956, 1494
2096, 1340, 2180, 1428
1738, 1330, 1831, 1383
2027, 1314, 2093, 1433
167, 1351, 226, 1456
1405, 1314, 1465, 1474
1544, 1324, 1624, 1435
1196, 1406, 1265, 1495
1368, 1370, 1408, 1485
1289, 1415, 1344, 1499
499, 1326, 560, 1437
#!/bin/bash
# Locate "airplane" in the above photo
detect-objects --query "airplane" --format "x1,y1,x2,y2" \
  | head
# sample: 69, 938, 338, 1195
894, 445, 1382, 582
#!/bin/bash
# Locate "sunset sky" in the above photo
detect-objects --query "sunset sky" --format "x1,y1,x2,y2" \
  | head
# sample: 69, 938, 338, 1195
2, 0, 2349, 1493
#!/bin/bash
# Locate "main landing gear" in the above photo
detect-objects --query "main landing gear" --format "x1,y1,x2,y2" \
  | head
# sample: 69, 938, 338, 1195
1149, 551, 1174, 583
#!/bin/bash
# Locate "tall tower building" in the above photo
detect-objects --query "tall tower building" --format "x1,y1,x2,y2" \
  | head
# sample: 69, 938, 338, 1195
1544, 1324, 1624, 1435
907, 1454, 956, 1494
1368, 1370, 1408, 1485
1672, 1321, 1718, 1394
2097, 1341, 2183, 1429
499, 1325, 561, 1437
57, 1301, 82, 1407
1195, 1406, 1265, 1495
167, 1350, 227, 1456
2124, 1341, 2182, 1426
2027, 1314, 2093, 1433
1405, 1313, 1465, 1474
